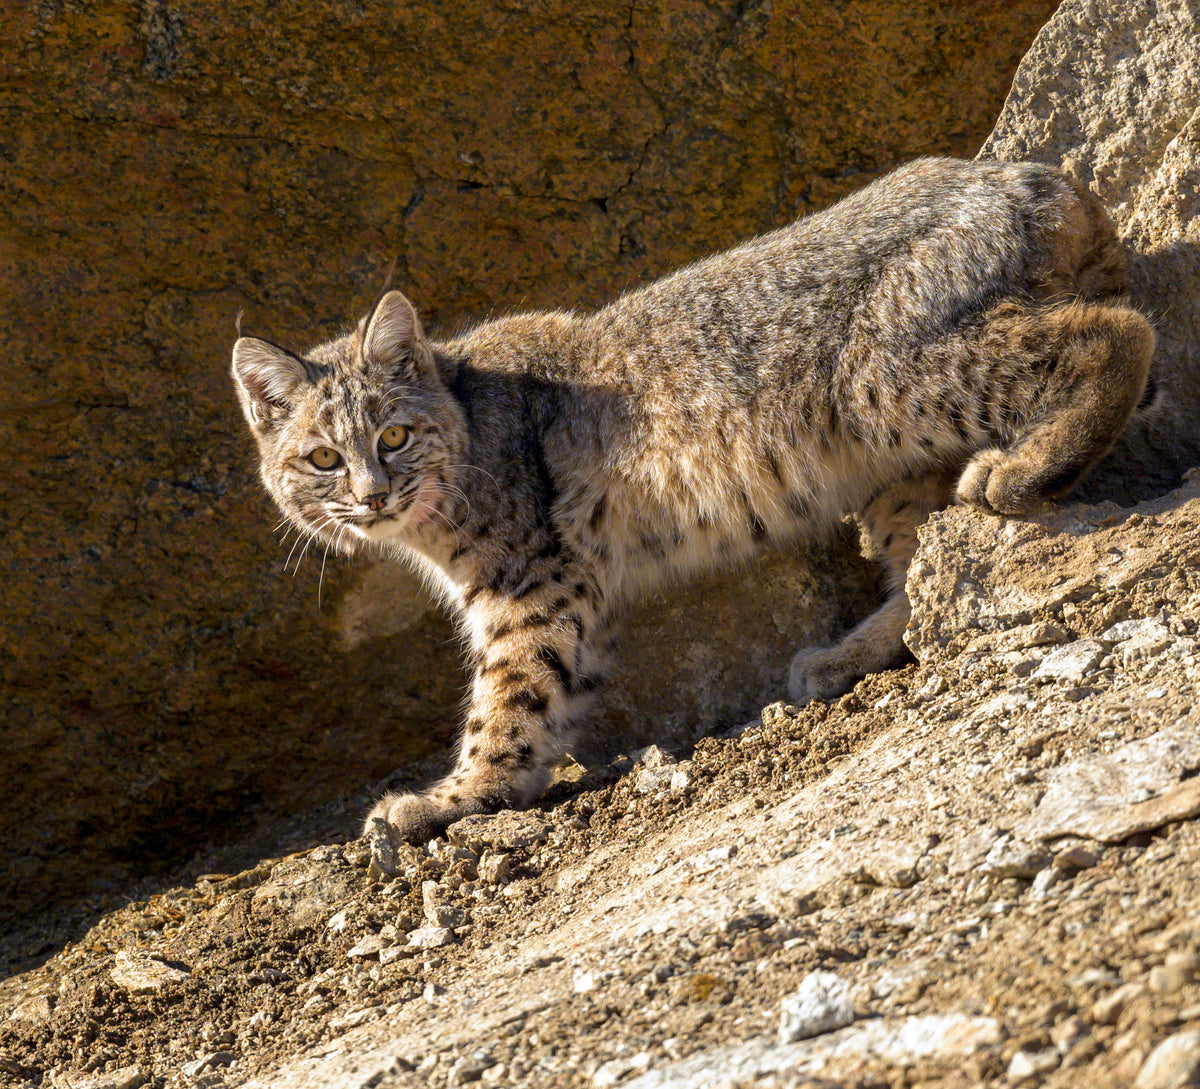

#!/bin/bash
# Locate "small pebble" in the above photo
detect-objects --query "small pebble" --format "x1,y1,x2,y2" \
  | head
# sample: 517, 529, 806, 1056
1051, 1015, 1090, 1054
447, 1057, 489, 1086
1125, 632, 1174, 666
1054, 845, 1100, 870
982, 837, 1053, 879
1150, 966, 1194, 996
307, 844, 344, 864
1100, 616, 1171, 643
408, 927, 457, 950
366, 818, 400, 877
1167, 952, 1200, 974
425, 903, 466, 928
446, 812, 551, 854
346, 934, 387, 959
593, 1052, 651, 1087
64, 1067, 146, 1089
110, 953, 190, 995
917, 673, 948, 699
1093, 981, 1145, 1024
632, 765, 677, 794
1031, 639, 1106, 684
635, 745, 675, 768
181, 1053, 234, 1078
1007, 1047, 1059, 1082
478, 853, 512, 885
7, 994, 54, 1024
1030, 868, 1060, 899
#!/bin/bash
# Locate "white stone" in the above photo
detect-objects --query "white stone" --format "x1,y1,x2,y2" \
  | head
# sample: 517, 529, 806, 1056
981, 837, 1053, 879
621, 1015, 1002, 1088
109, 952, 190, 994
1031, 639, 1106, 683
60, 1067, 146, 1089
346, 934, 387, 958
1018, 724, 1200, 842
1101, 617, 1172, 644
1008, 1047, 1059, 1082
407, 926, 456, 949
1136, 1032, 1200, 1089
779, 971, 856, 1043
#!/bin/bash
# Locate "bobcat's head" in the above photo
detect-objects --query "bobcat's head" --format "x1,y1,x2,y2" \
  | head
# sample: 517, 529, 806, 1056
231, 290, 468, 556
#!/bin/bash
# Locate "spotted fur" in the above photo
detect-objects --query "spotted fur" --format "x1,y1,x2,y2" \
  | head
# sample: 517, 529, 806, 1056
231, 157, 1153, 845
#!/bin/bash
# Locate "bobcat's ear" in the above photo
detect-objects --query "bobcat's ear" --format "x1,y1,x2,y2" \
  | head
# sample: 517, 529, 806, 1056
361, 290, 439, 384
231, 337, 308, 428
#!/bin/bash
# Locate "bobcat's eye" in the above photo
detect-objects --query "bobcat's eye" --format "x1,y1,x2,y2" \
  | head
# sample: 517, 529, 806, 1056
379, 425, 411, 452
308, 446, 342, 470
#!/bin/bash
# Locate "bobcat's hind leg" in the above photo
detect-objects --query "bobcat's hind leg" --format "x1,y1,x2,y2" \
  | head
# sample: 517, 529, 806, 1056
957, 302, 1154, 515
788, 472, 954, 704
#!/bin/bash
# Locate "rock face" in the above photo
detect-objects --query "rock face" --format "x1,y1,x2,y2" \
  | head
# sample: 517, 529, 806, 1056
0, 0, 1056, 927
981, 0, 1200, 500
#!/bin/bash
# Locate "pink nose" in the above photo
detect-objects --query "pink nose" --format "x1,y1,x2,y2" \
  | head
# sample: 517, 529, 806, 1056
365, 492, 388, 511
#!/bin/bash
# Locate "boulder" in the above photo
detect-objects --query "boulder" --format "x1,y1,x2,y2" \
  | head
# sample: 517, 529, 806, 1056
981, 0, 1200, 501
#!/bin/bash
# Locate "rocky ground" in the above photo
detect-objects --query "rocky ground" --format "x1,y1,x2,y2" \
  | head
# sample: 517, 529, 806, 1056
2, 473, 1199, 1089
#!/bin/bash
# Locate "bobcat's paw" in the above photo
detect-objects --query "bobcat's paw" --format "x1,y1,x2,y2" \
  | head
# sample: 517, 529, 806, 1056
787, 646, 861, 705
364, 791, 451, 845
956, 449, 1040, 516
955, 449, 1008, 513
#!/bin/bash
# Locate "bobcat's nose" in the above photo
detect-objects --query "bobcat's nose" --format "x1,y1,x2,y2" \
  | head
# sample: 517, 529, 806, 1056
364, 492, 389, 512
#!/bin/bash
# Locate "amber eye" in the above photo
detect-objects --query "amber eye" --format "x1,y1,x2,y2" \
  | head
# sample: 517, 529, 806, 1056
379, 425, 411, 452
308, 446, 342, 470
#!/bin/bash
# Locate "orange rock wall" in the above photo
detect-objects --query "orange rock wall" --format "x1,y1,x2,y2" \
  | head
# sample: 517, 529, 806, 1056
0, 0, 1056, 926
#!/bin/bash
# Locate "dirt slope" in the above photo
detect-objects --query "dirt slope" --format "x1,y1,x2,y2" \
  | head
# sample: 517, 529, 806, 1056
2, 477, 1199, 1089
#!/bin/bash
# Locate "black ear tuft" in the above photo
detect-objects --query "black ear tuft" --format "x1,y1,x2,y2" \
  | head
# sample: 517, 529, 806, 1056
380, 257, 397, 295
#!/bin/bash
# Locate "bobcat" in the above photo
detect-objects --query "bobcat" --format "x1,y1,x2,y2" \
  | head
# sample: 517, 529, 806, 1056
231, 157, 1153, 845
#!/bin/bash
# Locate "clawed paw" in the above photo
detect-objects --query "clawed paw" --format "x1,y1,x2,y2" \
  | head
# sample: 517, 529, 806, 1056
954, 448, 1009, 513
955, 448, 1044, 516
364, 791, 451, 845
787, 646, 860, 705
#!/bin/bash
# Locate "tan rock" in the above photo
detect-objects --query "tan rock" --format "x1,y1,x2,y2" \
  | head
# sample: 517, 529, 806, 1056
982, 0, 1200, 493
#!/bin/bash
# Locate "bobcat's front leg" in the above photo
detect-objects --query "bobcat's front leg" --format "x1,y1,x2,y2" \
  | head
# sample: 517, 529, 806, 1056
367, 561, 607, 844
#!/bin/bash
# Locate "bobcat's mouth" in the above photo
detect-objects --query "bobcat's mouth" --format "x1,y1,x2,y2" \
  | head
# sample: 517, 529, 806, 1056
346, 476, 444, 540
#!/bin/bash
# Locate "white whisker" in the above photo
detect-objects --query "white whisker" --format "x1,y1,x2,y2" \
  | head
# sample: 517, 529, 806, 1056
287, 512, 338, 576
283, 525, 311, 573
414, 497, 464, 548
318, 527, 339, 609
